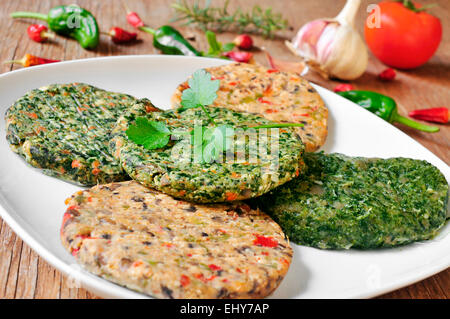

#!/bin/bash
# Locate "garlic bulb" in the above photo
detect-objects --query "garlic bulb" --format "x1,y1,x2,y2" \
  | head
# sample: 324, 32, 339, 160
286, 0, 368, 80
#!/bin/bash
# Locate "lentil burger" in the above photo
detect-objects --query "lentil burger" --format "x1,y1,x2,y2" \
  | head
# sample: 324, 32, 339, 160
5, 83, 143, 185
253, 152, 449, 249
171, 63, 328, 152
61, 181, 293, 299
110, 100, 305, 203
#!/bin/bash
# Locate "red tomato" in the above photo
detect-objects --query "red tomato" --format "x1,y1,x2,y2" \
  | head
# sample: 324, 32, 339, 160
364, 1, 442, 69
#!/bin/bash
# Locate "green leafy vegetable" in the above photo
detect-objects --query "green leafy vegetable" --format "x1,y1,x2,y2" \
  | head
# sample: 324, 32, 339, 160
202, 30, 235, 59
126, 117, 171, 150
180, 69, 220, 110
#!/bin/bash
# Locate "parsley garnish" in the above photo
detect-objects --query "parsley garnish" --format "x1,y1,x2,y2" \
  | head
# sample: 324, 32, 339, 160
126, 117, 171, 150
178, 69, 220, 124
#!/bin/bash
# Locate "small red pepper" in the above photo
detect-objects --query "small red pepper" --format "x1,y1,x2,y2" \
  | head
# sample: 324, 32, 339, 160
378, 68, 396, 81
409, 107, 449, 124
334, 84, 354, 93
233, 34, 253, 50
106, 27, 137, 44
123, 2, 145, 28
4, 54, 60, 67
27, 24, 54, 43
223, 51, 253, 63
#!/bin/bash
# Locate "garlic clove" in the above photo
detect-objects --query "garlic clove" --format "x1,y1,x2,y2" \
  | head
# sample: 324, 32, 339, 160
286, 0, 368, 80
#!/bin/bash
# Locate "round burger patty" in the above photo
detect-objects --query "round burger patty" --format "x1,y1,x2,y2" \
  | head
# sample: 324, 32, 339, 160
61, 181, 293, 299
252, 152, 449, 249
109, 100, 305, 203
5, 83, 147, 186
171, 63, 328, 152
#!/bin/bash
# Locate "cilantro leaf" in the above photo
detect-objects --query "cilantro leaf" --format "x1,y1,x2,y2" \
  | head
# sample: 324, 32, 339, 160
126, 117, 171, 150
180, 69, 220, 111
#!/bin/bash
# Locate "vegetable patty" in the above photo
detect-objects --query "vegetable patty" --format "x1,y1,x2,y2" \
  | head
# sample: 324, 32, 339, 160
5, 83, 143, 185
252, 152, 449, 249
172, 62, 328, 152
110, 100, 305, 203
61, 181, 293, 299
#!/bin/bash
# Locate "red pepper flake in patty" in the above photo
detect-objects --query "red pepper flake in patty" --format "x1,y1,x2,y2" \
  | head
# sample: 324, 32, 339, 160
180, 275, 190, 287
225, 192, 238, 201
208, 264, 222, 271
253, 234, 278, 248
267, 69, 279, 73
71, 248, 80, 256
71, 160, 81, 168
257, 97, 272, 105
132, 261, 143, 267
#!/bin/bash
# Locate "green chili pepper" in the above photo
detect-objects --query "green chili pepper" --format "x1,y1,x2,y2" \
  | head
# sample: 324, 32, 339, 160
140, 25, 201, 56
11, 5, 99, 50
337, 90, 439, 133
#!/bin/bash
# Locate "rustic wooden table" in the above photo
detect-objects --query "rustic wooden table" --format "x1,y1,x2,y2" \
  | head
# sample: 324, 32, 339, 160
0, 0, 448, 299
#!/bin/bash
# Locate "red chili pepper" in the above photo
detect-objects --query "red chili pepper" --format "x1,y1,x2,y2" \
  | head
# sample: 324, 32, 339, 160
27, 24, 54, 43
334, 84, 354, 93
223, 51, 253, 63
233, 34, 253, 50
107, 27, 137, 44
253, 234, 278, 248
123, 2, 145, 28
4, 54, 60, 67
127, 12, 145, 28
378, 68, 396, 81
409, 107, 449, 124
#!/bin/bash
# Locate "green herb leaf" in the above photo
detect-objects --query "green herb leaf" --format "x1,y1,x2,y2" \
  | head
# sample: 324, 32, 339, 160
126, 117, 171, 150
179, 69, 220, 111
221, 42, 235, 52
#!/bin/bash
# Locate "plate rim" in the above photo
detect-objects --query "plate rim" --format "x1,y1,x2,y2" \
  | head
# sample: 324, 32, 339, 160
0, 54, 448, 299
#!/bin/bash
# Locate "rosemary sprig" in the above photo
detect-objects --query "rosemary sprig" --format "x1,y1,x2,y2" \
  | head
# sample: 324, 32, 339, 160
171, 0, 289, 38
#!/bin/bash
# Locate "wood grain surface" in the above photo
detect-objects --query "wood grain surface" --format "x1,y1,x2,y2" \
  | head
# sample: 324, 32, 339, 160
0, 0, 448, 299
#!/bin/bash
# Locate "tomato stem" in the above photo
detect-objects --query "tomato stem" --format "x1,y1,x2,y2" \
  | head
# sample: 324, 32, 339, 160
399, 0, 437, 13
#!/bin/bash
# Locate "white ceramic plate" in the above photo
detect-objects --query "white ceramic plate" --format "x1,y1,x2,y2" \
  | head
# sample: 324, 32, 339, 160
0, 55, 448, 299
